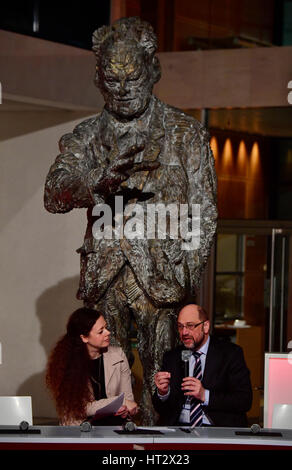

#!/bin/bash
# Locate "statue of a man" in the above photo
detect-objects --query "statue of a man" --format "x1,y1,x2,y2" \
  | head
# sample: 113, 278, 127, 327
44, 17, 217, 425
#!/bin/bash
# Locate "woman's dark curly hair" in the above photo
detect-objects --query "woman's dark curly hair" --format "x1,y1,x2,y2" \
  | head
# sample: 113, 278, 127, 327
46, 307, 102, 423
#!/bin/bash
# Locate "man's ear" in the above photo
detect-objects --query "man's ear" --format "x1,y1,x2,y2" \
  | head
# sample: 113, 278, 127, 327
203, 321, 210, 334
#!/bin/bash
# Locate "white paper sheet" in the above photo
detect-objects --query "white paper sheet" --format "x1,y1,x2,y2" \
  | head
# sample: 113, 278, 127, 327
93, 393, 124, 419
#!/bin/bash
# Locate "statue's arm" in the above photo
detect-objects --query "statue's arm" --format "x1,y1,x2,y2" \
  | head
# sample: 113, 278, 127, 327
183, 126, 218, 288
44, 118, 157, 214
44, 120, 104, 213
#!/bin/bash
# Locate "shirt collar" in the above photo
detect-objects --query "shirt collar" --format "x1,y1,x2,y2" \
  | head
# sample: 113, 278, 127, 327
197, 335, 210, 356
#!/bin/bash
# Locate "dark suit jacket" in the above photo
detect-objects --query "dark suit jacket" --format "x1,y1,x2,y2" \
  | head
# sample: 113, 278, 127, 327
152, 336, 252, 427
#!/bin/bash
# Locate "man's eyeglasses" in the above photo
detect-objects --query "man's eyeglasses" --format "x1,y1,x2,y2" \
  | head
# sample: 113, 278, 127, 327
177, 321, 205, 331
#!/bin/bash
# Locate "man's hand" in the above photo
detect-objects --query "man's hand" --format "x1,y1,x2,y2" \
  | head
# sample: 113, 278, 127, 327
181, 377, 205, 402
154, 372, 171, 396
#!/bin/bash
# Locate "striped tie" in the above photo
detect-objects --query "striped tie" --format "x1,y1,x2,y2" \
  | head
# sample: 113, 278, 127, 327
190, 351, 203, 427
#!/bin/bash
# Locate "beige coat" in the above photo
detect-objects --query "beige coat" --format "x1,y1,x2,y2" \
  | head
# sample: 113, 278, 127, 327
63, 346, 134, 425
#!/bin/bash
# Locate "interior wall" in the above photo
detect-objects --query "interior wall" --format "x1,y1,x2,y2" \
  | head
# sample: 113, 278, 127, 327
0, 111, 93, 419
210, 129, 271, 219
173, 0, 275, 50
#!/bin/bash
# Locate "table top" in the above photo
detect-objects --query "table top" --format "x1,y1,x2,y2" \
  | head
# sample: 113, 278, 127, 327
0, 425, 292, 448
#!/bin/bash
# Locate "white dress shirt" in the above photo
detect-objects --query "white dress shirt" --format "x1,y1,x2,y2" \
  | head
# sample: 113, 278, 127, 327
158, 336, 211, 425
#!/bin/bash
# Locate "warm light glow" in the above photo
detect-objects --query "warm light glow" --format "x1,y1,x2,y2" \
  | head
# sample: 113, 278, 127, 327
222, 138, 233, 172
250, 142, 261, 175
210, 136, 219, 160
237, 140, 247, 174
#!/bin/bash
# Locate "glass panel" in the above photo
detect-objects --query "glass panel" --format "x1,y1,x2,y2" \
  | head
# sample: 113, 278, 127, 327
269, 232, 292, 352
0, 2, 34, 34
216, 234, 240, 272
215, 234, 245, 324
215, 274, 244, 323
0, 1, 110, 49
283, 0, 292, 45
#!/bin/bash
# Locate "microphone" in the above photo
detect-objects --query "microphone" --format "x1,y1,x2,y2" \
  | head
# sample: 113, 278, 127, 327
236, 423, 282, 437
80, 421, 92, 432
181, 350, 192, 377
250, 423, 261, 434
123, 421, 137, 432
19, 421, 29, 431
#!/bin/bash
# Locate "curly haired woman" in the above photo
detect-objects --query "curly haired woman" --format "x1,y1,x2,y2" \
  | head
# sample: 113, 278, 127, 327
46, 307, 138, 425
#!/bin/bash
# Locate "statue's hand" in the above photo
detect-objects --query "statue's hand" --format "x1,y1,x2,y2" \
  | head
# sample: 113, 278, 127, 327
126, 159, 160, 176
109, 143, 145, 176
94, 143, 159, 197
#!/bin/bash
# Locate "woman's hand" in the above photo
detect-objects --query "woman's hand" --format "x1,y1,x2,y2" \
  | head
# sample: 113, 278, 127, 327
124, 400, 139, 416
114, 405, 129, 419
115, 400, 139, 419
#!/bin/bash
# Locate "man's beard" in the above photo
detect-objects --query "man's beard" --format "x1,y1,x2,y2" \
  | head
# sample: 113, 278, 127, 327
182, 333, 205, 351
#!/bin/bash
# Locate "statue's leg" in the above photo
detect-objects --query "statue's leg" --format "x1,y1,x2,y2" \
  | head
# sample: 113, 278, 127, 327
85, 265, 178, 425
85, 269, 133, 362
131, 295, 178, 425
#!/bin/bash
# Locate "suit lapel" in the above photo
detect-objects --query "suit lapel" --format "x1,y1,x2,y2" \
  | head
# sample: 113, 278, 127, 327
173, 346, 186, 389
202, 337, 222, 389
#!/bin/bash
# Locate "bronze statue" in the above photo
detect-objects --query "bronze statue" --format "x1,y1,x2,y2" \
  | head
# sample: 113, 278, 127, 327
44, 17, 217, 425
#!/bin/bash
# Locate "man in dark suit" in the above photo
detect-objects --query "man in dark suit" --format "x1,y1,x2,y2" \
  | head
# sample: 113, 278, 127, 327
152, 304, 252, 427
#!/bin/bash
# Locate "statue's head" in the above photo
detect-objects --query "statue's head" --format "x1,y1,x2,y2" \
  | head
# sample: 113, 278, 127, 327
92, 17, 161, 119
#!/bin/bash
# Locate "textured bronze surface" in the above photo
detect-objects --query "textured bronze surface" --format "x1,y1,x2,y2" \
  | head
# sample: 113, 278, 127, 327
44, 17, 217, 424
